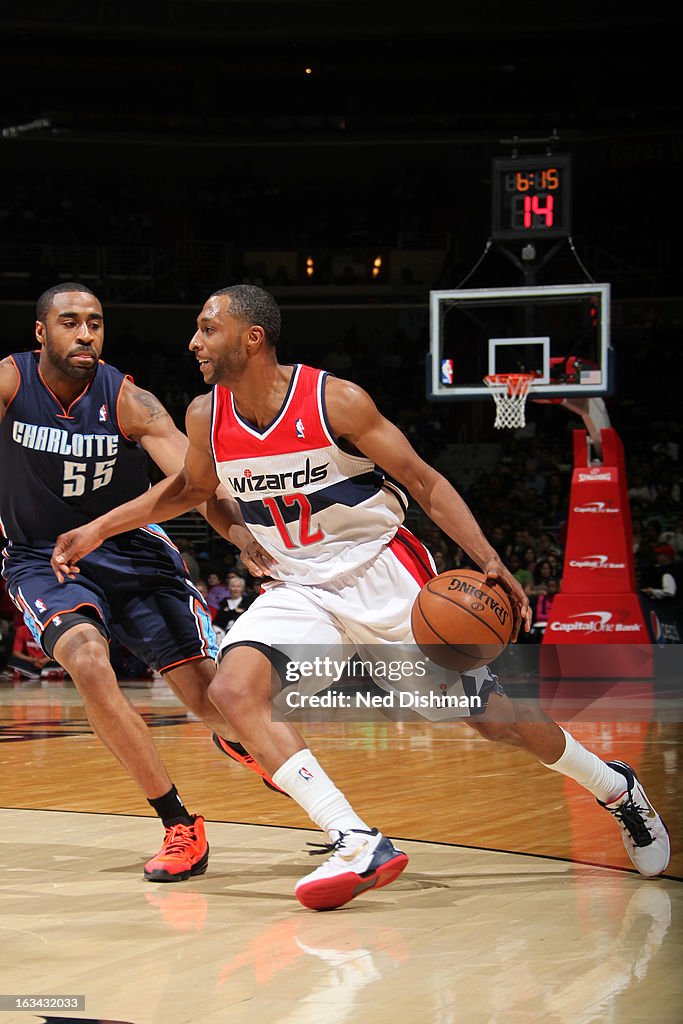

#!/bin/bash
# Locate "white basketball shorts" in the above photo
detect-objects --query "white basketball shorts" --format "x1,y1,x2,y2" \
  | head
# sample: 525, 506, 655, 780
220, 528, 504, 720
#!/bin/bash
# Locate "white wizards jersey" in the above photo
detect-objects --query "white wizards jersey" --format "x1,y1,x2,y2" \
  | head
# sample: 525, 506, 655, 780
210, 364, 407, 584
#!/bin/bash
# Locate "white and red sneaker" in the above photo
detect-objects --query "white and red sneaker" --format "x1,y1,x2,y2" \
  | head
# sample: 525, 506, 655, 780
295, 828, 408, 911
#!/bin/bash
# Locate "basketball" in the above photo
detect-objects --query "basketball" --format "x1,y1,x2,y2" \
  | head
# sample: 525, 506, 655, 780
411, 569, 514, 672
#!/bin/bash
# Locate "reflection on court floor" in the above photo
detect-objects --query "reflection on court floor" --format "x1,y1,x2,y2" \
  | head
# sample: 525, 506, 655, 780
1, 810, 681, 1024
1, 679, 681, 1023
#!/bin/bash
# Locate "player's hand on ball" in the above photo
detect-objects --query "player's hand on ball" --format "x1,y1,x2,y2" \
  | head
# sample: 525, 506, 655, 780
481, 555, 531, 641
411, 569, 513, 671
51, 524, 104, 582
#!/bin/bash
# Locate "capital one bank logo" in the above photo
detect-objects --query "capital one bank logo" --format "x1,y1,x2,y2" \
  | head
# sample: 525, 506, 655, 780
650, 610, 681, 644
573, 501, 619, 514
550, 611, 642, 634
569, 553, 626, 569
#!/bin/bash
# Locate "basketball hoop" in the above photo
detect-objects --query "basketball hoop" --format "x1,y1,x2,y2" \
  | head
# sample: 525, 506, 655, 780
483, 373, 536, 429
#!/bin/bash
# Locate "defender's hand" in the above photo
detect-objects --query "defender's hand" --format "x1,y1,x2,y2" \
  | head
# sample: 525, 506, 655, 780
51, 524, 104, 582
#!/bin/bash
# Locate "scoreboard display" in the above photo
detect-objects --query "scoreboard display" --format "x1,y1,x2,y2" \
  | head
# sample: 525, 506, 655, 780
491, 154, 571, 240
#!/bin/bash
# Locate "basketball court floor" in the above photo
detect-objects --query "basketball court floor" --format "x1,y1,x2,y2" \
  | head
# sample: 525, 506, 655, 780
1, 674, 681, 1024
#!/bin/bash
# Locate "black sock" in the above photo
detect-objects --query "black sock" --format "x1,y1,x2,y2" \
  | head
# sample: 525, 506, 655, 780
148, 784, 194, 828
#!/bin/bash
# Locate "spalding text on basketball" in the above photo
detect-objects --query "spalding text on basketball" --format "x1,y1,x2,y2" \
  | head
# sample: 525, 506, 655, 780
446, 579, 509, 624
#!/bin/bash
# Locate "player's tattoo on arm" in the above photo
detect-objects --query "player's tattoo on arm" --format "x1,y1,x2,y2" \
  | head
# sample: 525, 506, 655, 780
133, 389, 171, 426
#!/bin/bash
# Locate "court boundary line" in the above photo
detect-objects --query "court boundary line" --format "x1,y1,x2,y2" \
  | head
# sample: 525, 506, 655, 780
2, 805, 680, 882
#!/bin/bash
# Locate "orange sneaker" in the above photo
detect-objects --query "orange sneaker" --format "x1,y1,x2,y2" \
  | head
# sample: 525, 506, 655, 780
143, 815, 209, 883
211, 733, 290, 797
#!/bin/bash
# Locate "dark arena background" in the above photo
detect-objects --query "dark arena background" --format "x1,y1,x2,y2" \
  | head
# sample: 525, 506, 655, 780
1, 4, 682, 1024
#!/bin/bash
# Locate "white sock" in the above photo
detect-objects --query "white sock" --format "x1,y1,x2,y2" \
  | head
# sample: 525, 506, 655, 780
542, 729, 628, 803
272, 749, 370, 839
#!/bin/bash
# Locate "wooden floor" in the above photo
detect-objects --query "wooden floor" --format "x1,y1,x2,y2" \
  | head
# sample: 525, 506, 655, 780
1, 676, 682, 1024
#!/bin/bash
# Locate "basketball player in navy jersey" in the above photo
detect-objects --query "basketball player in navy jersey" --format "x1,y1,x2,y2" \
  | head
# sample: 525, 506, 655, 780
0, 282, 280, 883
51, 284, 670, 909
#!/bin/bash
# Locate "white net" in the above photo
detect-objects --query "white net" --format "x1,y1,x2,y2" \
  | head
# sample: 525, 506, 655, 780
483, 374, 535, 429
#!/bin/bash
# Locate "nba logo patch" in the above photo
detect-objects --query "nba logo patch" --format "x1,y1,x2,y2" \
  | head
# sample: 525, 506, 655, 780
53, 615, 62, 627
99, 404, 108, 423
440, 359, 454, 386
295, 418, 305, 439
298, 766, 314, 782
35, 598, 47, 613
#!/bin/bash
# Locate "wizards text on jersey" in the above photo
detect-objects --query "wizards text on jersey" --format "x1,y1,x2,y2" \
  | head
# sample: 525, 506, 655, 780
210, 364, 407, 585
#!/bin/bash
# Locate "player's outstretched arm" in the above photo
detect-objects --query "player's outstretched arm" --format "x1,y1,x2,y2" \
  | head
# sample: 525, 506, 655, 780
119, 382, 237, 535
50, 395, 220, 582
117, 379, 189, 477
117, 381, 276, 577
326, 377, 531, 636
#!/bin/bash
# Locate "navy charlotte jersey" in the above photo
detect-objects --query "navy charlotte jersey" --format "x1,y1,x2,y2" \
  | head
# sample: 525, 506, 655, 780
0, 350, 151, 545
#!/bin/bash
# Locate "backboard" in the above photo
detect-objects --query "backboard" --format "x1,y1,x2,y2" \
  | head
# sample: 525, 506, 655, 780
428, 283, 612, 401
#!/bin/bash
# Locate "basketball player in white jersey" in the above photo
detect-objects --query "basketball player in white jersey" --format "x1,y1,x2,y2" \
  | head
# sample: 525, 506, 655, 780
51, 285, 670, 909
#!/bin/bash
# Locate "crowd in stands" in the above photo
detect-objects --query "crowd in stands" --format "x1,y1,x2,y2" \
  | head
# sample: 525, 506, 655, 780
0, 160, 488, 254
0, 152, 676, 303
0, 164, 453, 306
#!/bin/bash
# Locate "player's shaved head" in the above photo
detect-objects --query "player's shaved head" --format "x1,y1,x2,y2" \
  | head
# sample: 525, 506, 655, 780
36, 282, 97, 323
210, 284, 281, 347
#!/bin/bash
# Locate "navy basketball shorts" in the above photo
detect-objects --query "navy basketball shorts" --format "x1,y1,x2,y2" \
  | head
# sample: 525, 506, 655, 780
3, 525, 218, 672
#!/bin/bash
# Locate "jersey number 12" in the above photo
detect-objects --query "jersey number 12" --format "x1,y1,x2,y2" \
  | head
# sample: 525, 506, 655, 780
262, 494, 324, 548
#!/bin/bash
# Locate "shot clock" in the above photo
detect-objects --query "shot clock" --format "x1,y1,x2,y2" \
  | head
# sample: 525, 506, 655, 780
492, 154, 571, 240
